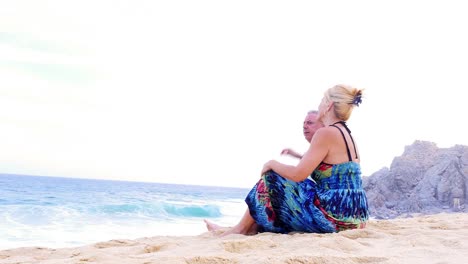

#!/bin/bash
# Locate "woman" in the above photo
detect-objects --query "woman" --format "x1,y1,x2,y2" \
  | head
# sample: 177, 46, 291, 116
205, 84, 369, 235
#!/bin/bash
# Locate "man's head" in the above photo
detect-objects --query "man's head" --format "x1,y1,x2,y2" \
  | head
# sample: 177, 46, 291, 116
303, 110, 322, 142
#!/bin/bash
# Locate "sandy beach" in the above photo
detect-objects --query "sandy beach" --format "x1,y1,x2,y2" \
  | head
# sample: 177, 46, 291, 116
1, 212, 467, 264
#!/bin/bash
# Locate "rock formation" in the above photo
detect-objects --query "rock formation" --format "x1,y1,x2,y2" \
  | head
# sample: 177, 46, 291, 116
363, 140, 468, 219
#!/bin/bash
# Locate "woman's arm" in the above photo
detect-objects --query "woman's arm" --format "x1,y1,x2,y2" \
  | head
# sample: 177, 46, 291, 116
262, 128, 332, 182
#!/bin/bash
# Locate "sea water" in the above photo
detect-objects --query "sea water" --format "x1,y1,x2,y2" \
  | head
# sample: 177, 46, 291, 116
0, 174, 249, 250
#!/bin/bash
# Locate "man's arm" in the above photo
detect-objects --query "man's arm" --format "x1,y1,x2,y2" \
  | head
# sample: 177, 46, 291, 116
280, 148, 303, 159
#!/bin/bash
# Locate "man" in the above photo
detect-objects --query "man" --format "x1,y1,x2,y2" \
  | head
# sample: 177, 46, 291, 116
281, 110, 323, 159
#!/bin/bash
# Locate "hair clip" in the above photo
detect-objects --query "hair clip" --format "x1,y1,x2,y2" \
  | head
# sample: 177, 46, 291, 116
351, 92, 362, 106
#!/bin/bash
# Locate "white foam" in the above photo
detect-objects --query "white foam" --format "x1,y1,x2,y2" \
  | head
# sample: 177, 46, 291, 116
0, 203, 242, 250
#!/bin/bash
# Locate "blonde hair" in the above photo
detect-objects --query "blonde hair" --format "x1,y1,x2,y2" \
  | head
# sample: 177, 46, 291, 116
324, 84, 363, 121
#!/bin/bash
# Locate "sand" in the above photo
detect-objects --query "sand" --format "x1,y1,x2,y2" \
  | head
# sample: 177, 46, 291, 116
1, 213, 467, 264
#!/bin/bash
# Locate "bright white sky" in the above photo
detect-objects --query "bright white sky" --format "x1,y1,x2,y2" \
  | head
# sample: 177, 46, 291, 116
1, 0, 467, 188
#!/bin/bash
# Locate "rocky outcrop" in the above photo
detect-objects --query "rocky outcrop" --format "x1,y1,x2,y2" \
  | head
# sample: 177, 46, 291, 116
363, 140, 468, 219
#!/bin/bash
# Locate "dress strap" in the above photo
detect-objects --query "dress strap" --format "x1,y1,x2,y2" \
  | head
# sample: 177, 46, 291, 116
330, 121, 359, 161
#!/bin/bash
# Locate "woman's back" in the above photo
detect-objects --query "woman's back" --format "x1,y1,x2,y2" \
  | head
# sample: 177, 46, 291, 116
321, 121, 360, 165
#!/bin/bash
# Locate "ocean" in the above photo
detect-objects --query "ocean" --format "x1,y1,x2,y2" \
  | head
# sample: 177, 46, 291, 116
0, 174, 249, 250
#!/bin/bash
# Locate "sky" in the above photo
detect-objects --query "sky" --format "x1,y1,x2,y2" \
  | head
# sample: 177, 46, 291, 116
1, 0, 467, 188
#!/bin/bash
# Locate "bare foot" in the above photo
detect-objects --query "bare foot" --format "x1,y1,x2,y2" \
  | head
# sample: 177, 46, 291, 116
218, 225, 248, 237
204, 219, 225, 232
247, 223, 259, 235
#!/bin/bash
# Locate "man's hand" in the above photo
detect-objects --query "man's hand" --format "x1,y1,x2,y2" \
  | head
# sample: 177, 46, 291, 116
280, 148, 302, 159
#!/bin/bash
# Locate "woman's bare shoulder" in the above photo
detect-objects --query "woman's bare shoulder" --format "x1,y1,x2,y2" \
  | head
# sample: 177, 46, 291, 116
312, 126, 337, 141
315, 126, 339, 135
314, 126, 340, 141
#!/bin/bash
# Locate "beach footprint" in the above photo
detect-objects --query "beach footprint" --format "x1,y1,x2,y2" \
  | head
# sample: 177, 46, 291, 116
222, 238, 277, 253
94, 239, 138, 249
143, 244, 169, 253
186, 256, 237, 264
